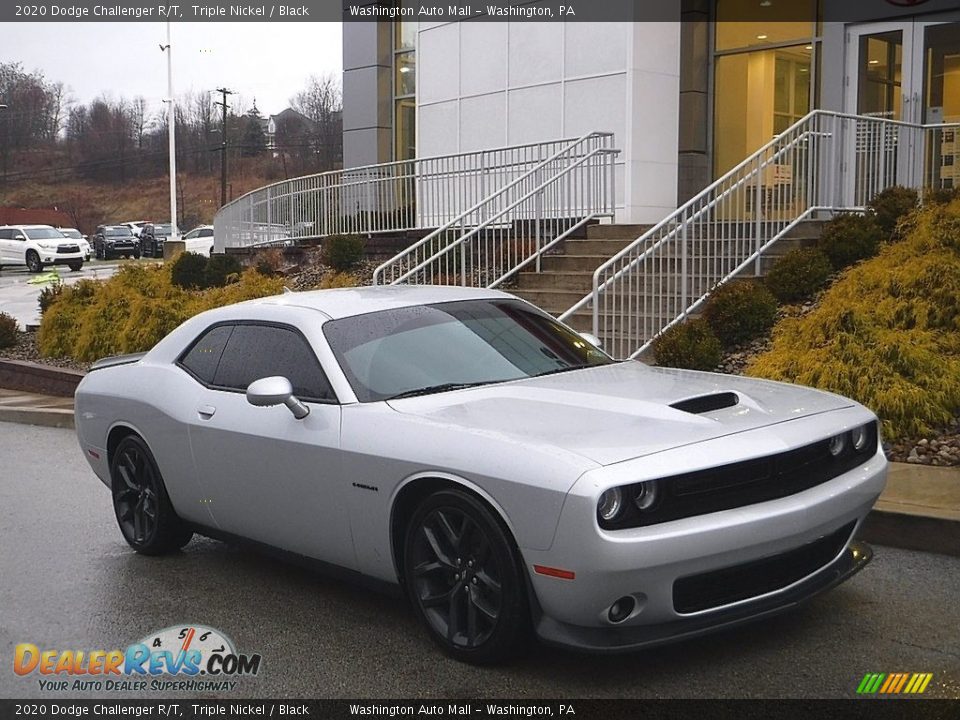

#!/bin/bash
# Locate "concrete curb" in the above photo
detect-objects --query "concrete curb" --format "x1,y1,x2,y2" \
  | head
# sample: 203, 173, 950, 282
0, 406, 75, 429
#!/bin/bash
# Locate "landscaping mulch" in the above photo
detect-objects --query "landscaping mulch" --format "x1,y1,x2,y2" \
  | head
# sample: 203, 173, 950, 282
0, 330, 91, 373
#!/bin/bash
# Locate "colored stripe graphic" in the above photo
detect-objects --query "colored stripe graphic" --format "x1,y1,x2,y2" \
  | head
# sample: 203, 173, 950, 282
857, 672, 932, 695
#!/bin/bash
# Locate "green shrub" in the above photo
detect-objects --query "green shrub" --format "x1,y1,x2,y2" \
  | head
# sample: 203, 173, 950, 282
702, 280, 778, 347
817, 213, 883, 270
323, 234, 364, 271
925, 187, 960, 206
868, 186, 918, 238
38, 263, 286, 362
170, 252, 209, 289
204, 253, 243, 288
748, 199, 960, 440
0, 312, 18, 349
764, 248, 832, 303
653, 319, 722, 371
38, 281, 64, 314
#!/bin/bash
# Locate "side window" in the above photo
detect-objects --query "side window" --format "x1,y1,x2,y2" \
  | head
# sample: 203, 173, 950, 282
213, 324, 334, 402
200, 229, 214, 237
0, 229, 11, 240
179, 325, 234, 385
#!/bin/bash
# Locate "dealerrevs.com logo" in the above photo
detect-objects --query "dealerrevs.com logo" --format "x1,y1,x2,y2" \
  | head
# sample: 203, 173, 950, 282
13, 625, 262, 693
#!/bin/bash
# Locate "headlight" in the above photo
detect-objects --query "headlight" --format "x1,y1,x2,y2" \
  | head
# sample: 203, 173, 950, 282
828, 434, 846, 456
851, 425, 869, 451
38, 242, 56, 250
634, 480, 660, 511
597, 488, 623, 522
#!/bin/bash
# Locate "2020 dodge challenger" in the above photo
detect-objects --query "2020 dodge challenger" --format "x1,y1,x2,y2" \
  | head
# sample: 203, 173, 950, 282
75, 286, 887, 663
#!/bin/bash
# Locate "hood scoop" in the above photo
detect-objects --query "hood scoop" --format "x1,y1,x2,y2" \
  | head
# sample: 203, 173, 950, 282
670, 392, 740, 415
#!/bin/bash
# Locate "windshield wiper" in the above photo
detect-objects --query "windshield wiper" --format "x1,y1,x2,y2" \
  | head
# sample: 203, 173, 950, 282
533, 363, 600, 378
384, 381, 498, 401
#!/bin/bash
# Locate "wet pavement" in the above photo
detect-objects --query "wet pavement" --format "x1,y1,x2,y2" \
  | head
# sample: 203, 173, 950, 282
1, 422, 959, 700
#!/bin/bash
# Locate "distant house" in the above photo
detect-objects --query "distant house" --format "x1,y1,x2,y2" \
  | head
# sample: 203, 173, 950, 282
258, 107, 343, 171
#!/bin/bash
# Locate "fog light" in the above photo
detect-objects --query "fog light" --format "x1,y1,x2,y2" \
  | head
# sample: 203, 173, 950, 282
828, 434, 846, 456
597, 488, 623, 522
608, 596, 635, 623
851, 425, 868, 451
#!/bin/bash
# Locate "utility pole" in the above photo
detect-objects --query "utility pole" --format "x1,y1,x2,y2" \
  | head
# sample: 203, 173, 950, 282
161, 23, 179, 240
215, 87, 233, 208
0, 104, 8, 190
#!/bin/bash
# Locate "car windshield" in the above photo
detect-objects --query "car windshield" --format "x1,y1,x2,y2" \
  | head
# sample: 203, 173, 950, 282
60, 229, 82, 239
323, 299, 614, 402
23, 227, 65, 240
154, 224, 173, 235
106, 228, 133, 237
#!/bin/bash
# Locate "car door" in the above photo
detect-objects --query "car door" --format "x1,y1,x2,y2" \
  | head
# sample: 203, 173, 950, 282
8, 228, 28, 264
183, 321, 355, 569
0, 229, 12, 263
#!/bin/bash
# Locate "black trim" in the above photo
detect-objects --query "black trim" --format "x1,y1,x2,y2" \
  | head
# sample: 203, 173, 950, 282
175, 319, 340, 405
673, 522, 857, 613
599, 422, 879, 530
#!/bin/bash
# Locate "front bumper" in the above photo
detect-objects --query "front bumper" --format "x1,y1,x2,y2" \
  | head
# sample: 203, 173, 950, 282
103, 244, 138, 258
534, 540, 872, 653
522, 410, 888, 652
41, 253, 84, 265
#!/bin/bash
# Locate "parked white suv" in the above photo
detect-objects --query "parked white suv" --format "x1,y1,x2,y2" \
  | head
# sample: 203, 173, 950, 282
0, 225, 85, 273
182, 225, 214, 257
58, 228, 92, 261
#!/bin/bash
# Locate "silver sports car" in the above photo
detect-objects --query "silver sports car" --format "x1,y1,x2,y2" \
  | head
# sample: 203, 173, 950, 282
75, 286, 887, 664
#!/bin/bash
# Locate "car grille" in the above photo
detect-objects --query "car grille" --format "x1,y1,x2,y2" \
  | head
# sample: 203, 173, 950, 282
57, 245, 80, 254
599, 422, 878, 529
672, 521, 856, 614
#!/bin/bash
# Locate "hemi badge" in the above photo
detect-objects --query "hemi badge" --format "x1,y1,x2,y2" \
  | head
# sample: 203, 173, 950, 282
533, 565, 575, 580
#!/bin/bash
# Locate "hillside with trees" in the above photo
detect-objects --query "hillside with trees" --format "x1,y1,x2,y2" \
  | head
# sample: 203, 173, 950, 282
0, 62, 342, 233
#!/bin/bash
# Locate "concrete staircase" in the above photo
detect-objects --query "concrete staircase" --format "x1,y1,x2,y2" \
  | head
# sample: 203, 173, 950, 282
512, 219, 827, 336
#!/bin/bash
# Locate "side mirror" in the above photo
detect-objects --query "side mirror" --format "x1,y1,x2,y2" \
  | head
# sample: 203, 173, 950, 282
14, 234, 26, 241
580, 332, 603, 349
246, 376, 310, 420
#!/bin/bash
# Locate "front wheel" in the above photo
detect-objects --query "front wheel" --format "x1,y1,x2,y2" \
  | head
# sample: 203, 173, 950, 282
403, 489, 529, 664
68, 261, 83, 272
133, 248, 142, 260
26, 250, 43, 273
110, 435, 193, 555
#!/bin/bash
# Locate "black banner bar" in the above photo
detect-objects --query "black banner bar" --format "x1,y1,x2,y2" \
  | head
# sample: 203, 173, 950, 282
1, 699, 959, 720
2, 0, 958, 23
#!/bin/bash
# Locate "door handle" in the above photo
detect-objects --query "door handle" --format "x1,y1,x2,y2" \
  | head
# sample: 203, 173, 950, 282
197, 405, 217, 419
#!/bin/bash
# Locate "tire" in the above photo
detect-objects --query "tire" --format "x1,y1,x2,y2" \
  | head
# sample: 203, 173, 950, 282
26, 250, 43, 273
110, 434, 193, 555
133, 248, 142, 260
403, 489, 529, 664
68, 261, 83, 272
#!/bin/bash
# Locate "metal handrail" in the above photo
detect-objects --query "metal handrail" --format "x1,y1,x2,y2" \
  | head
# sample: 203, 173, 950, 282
372, 131, 618, 288
559, 110, 960, 359
213, 134, 600, 251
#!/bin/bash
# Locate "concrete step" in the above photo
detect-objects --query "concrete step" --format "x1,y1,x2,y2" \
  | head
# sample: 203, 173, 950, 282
562, 238, 635, 256
587, 224, 653, 240
517, 271, 595, 293
539, 254, 611, 273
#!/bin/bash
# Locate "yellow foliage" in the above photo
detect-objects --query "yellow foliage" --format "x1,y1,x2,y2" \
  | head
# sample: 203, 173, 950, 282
317, 272, 360, 289
38, 263, 285, 361
747, 200, 960, 440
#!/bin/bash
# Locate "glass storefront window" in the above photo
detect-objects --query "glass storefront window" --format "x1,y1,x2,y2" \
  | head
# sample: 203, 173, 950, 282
857, 32, 903, 120
396, 51, 416, 97
395, 99, 416, 161
396, 21, 416, 51
714, 45, 812, 176
715, 0, 816, 52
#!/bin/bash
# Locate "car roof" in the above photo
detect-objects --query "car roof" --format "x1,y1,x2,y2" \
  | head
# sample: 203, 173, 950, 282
252, 285, 514, 320
0, 224, 56, 229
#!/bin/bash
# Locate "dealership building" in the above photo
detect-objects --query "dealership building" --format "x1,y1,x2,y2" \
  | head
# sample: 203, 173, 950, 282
342, 0, 960, 222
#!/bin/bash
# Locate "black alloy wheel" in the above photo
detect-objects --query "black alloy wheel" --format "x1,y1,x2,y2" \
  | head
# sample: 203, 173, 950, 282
26, 250, 42, 273
110, 435, 193, 555
404, 489, 528, 664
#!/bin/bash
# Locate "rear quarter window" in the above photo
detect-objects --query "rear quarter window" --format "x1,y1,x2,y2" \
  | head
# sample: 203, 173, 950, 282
179, 325, 234, 384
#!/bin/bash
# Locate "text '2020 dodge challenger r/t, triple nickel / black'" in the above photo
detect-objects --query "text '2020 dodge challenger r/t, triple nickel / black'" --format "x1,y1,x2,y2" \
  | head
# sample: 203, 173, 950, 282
75, 286, 887, 664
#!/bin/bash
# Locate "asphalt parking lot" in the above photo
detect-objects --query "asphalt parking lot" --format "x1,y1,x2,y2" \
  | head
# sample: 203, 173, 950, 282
0, 260, 131, 329
1, 422, 959, 700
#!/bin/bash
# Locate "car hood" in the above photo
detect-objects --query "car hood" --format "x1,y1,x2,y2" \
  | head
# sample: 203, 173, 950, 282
386, 362, 854, 466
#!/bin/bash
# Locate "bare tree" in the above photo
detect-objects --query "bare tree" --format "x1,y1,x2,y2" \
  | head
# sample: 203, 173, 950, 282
291, 73, 343, 171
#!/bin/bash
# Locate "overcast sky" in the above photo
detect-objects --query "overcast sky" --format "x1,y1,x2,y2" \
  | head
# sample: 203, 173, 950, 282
6, 22, 342, 119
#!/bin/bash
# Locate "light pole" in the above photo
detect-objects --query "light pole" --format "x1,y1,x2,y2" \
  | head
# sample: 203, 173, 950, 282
160, 24, 179, 240
0, 104, 9, 190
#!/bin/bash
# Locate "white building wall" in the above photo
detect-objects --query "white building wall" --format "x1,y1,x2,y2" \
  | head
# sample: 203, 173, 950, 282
416, 21, 682, 224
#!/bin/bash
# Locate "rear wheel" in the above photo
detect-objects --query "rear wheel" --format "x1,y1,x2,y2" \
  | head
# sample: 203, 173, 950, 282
110, 435, 193, 555
26, 250, 42, 273
403, 489, 529, 664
